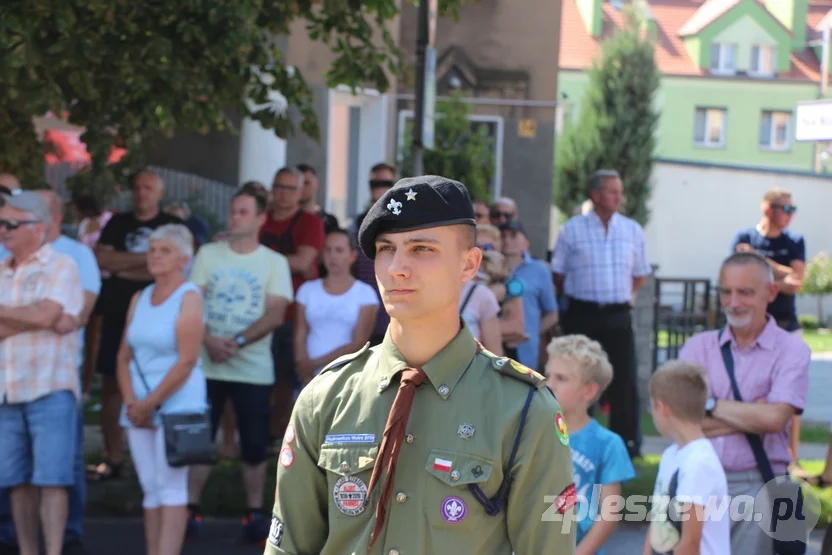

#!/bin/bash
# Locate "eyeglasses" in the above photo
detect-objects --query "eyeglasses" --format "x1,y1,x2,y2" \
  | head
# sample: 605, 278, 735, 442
0, 219, 39, 231
772, 203, 798, 214
479, 244, 497, 251
490, 210, 513, 220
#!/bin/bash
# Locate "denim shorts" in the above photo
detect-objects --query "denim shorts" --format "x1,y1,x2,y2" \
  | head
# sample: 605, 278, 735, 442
0, 390, 78, 488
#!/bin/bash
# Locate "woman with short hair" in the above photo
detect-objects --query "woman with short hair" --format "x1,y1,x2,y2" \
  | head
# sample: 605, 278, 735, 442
116, 223, 207, 555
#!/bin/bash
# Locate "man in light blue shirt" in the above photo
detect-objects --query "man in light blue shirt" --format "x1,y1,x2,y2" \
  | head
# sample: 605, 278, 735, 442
0, 188, 101, 555
500, 220, 559, 370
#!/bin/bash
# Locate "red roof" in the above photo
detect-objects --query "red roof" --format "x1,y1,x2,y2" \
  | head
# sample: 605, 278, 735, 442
559, 0, 826, 81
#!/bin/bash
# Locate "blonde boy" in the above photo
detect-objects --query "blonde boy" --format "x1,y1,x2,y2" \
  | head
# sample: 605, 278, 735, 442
545, 335, 635, 555
643, 360, 730, 555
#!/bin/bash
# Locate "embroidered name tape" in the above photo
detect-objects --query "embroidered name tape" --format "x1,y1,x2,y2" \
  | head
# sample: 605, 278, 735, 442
324, 434, 376, 444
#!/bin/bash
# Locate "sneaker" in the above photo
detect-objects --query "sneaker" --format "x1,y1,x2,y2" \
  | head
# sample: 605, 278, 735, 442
186, 509, 202, 540
61, 539, 89, 555
242, 512, 269, 546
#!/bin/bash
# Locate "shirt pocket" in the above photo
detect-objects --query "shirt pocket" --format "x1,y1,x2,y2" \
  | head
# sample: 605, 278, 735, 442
317, 444, 379, 520
423, 448, 498, 531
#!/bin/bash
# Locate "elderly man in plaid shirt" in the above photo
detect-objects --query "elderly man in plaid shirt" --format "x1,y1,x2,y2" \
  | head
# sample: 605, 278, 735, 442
551, 169, 652, 459
0, 191, 83, 555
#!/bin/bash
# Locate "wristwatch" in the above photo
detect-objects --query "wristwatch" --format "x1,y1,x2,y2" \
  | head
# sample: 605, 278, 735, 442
234, 334, 247, 348
705, 397, 717, 418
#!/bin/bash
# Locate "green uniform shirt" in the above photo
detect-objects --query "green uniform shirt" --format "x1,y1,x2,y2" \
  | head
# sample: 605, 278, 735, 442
266, 320, 576, 555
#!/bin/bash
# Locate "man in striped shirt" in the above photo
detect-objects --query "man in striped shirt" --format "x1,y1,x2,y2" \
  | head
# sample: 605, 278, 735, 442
550, 169, 652, 458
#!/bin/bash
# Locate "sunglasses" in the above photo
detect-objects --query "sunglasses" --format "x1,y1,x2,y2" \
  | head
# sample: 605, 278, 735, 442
480, 244, 497, 251
772, 203, 797, 214
490, 210, 513, 220
0, 219, 39, 231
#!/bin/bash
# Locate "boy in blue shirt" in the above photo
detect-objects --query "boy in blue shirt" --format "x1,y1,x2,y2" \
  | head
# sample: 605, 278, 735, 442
545, 335, 636, 555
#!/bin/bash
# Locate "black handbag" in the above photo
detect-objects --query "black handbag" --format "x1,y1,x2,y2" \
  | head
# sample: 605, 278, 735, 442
718, 330, 807, 555
132, 353, 217, 468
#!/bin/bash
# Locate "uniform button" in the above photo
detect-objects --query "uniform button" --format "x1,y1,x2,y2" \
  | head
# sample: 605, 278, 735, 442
495, 358, 506, 367
389, 550, 400, 555
340, 461, 350, 473
378, 378, 389, 391
451, 470, 461, 482
405, 433, 414, 444
438, 384, 450, 397
396, 492, 408, 503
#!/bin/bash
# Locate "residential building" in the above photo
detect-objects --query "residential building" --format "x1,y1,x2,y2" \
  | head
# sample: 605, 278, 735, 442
558, 0, 832, 173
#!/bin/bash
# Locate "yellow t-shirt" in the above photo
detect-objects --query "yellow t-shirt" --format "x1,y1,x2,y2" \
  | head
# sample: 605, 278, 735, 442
189, 242, 293, 384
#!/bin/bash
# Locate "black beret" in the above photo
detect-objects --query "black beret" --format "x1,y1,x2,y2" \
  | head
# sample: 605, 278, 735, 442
358, 175, 476, 259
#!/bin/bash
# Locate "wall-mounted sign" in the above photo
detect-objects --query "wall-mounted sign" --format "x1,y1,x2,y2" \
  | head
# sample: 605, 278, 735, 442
795, 100, 832, 142
518, 119, 536, 139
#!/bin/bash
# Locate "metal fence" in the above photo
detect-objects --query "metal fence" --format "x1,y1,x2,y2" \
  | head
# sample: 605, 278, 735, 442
44, 162, 235, 227
651, 277, 727, 372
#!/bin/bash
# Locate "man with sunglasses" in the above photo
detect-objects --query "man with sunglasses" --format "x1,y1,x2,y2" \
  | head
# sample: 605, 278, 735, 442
731, 187, 805, 334
488, 197, 517, 227
731, 187, 806, 472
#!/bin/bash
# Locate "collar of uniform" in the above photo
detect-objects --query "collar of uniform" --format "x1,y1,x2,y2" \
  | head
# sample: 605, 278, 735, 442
377, 318, 478, 397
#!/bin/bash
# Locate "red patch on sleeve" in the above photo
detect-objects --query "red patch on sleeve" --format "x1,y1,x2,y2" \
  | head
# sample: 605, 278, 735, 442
556, 483, 578, 514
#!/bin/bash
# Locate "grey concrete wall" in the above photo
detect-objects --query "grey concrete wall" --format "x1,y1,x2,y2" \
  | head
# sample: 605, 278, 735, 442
633, 267, 658, 415
501, 119, 555, 260
286, 84, 330, 205
144, 110, 242, 186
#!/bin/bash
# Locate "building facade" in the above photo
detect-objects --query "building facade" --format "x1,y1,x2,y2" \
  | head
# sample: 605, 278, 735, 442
558, 0, 832, 172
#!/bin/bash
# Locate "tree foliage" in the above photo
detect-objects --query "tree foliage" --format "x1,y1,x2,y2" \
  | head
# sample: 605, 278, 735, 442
803, 252, 832, 325
554, 8, 660, 225
1, 0, 462, 200
399, 90, 495, 202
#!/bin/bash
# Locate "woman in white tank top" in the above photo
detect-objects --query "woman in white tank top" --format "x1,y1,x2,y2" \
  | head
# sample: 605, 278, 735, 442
115, 224, 207, 555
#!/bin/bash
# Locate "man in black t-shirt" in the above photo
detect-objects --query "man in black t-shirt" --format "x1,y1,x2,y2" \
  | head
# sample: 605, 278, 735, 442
88, 169, 183, 481
730, 187, 806, 332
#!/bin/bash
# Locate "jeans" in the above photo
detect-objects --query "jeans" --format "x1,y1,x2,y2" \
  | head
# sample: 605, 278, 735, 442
0, 392, 86, 544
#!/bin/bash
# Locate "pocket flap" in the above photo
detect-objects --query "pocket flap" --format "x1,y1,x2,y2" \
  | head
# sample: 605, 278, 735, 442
317, 444, 379, 477
425, 449, 494, 485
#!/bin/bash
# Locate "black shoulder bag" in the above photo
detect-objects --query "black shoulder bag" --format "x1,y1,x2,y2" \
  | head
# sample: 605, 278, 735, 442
718, 329, 807, 555
132, 352, 217, 468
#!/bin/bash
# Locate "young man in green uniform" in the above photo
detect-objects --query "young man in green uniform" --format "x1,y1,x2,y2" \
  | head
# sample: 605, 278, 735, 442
265, 175, 577, 555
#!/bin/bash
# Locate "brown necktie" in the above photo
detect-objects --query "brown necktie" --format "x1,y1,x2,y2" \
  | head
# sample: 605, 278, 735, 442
366, 367, 428, 551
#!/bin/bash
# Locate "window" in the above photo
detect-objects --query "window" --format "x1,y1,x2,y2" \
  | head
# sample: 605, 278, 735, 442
694, 107, 727, 147
710, 43, 736, 74
750, 45, 777, 76
397, 109, 504, 198
759, 110, 791, 150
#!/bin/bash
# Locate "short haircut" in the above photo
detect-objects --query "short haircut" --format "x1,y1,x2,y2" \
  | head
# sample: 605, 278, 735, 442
589, 169, 620, 195
326, 228, 356, 250
274, 166, 303, 186
457, 224, 477, 251
721, 252, 774, 284
648, 360, 710, 422
129, 168, 164, 190
149, 224, 194, 260
546, 335, 614, 403
763, 187, 791, 204
491, 197, 516, 212
370, 162, 396, 176
234, 182, 268, 214
296, 163, 316, 176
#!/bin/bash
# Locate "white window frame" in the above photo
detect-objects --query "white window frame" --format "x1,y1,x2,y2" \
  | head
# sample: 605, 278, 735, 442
694, 107, 727, 148
750, 45, 777, 77
759, 110, 792, 151
396, 109, 504, 199
710, 43, 737, 75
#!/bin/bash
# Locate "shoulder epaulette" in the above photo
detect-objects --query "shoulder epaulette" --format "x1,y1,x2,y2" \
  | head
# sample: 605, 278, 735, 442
487, 354, 547, 389
318, 342, 371, 375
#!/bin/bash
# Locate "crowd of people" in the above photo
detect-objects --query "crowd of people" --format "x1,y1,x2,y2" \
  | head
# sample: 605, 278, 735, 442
0, 163, 828, 555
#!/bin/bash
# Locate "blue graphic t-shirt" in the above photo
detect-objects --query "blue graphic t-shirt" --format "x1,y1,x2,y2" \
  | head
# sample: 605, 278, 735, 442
570, 418, 636, 553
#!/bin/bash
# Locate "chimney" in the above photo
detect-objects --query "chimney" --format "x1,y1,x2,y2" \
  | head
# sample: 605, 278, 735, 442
763, 0, 808, 51
576, 0, 603, 37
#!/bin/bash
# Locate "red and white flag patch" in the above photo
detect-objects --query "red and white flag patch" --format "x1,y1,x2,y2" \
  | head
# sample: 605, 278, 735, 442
433, 457, 452, 472
556, 483, 578, 514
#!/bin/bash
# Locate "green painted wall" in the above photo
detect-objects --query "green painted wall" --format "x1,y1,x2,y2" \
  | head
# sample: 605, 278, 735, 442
763, 0, 808, 49
697, 6, 792, 72
557, 70, 819, 171
683, 37, 702, 67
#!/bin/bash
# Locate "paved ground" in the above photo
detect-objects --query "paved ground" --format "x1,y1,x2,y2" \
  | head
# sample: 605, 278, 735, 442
78, 518, 827, 554
804, 358, 832, 426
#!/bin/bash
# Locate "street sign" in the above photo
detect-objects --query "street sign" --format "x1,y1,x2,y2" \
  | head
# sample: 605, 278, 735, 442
795, 100, 832, 142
